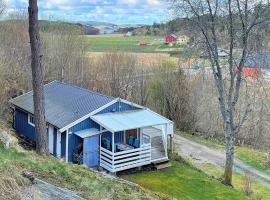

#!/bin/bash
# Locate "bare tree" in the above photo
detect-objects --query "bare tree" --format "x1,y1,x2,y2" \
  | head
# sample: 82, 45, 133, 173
0, 0, 6, 16
28, 0, 48, 154
169, 0, 270, 185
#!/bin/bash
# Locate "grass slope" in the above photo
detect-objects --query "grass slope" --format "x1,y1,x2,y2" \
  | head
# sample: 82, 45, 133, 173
121, 161, 248, 200
0, 143, 158, 200
86, 35, 160, 53
202, 163, 270, 200
178, 131, 270, 199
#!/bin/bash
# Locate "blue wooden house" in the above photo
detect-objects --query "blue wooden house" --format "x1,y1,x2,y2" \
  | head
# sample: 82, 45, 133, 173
10, 81, 173, 172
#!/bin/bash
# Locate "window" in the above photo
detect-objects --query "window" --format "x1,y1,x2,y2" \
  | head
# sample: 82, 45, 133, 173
28, 114, 35, 127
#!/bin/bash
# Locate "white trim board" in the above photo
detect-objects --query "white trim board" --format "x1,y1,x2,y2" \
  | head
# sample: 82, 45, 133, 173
59, 99, 119, 132
28, 113, 35, 127
59, 98, 144, 132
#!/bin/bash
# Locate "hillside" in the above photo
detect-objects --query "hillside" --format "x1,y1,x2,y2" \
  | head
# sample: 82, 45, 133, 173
0, 125, 159, 200
0, 144, 159, 199
0, 130, 251, 200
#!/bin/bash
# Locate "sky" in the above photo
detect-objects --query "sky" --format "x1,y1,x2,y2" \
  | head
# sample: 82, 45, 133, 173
6, 0, 170, 25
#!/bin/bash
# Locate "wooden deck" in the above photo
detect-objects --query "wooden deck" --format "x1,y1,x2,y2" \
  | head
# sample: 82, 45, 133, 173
100, 143, 151, 173
142, 127, 167, 162
100, 127, 168, 173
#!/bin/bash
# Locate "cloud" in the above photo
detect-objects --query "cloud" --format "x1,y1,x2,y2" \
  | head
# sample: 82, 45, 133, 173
6, 0, 168, 24
118, 0, 138, 4
146, 0, 161, 6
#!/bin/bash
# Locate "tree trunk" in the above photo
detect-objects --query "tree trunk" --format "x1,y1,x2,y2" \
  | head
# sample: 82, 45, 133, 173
223, 125, 234, 185
28, 0, 48, 154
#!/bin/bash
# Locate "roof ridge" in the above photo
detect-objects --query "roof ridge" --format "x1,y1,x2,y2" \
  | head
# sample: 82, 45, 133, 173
55, 80, 116, 100
9, 80, 60, 103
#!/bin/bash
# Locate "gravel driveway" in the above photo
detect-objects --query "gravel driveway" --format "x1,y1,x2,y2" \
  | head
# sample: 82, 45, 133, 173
174, 134, 270, 189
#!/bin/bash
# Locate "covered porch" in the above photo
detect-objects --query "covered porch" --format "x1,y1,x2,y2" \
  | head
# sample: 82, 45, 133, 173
91, 109, 172, 173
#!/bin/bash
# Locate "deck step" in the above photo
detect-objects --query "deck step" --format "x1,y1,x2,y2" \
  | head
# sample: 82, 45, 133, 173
154, 161, 171, 170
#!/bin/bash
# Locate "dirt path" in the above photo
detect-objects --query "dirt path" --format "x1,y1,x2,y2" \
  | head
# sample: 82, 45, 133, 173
174, 134, 270, 189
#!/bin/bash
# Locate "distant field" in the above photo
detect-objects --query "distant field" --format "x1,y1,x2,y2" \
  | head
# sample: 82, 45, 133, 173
86, 35, 161, 53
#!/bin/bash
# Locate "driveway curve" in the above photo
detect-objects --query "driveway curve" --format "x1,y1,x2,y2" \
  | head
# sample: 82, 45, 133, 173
174, 134, 270, 189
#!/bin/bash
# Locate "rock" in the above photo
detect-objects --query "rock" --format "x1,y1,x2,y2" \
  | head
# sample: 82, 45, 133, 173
22, 172, 36, 184
33, 179, 85, 200
0, 131, 12, 148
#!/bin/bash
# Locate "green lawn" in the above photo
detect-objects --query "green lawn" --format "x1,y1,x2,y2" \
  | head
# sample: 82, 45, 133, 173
121, 161, 248, 200
157, 44, 185, 50
202, 163, 270, 200
235, 147, 270, 175
0, 143, 156, 200
86, 35, 161, 52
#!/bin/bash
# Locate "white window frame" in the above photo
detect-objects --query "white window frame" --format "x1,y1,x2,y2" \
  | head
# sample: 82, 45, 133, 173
28, 114, 35, 127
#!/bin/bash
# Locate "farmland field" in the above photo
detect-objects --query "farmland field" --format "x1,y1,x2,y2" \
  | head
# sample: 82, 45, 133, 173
86, 35, 161, 53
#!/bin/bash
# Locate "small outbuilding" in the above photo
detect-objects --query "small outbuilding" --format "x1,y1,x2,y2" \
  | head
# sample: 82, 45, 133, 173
125, 31, 133, 37
137, 41, 147, 46
177, 35, 190, 45
235, 52, 270, 79
165, 34, 177, 44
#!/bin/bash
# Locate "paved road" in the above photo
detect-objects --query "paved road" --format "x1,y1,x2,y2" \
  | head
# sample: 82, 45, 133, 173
174, 134, 270, 189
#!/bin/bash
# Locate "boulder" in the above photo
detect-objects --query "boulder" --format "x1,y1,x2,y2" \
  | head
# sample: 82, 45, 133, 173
0, 130, 12, 148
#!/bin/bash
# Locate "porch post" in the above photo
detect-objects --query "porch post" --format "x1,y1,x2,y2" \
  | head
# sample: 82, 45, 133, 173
139, 128, 142, 146
164, 124, 168, 158
99, 133, 101, 167
65, 130, 69, 163
56, 130, 61, 158
170, 135, 173, 155
112, 132, 114, 153
112, 132, 114, 172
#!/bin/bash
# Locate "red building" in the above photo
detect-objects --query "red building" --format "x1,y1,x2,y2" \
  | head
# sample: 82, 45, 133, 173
235, 67, 262, 79
234, 52, 270, 79
137, 41, 147, 46
165, 34, 177, 44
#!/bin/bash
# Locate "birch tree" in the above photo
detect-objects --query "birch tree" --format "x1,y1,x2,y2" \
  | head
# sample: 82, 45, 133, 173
28, 0, 48, 154
169, 0, 270, 185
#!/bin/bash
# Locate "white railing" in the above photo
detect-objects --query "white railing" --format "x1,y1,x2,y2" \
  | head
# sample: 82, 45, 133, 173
100, 142, 151, 172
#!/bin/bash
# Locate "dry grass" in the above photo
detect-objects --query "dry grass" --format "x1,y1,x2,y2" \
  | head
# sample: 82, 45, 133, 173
0, 124, 162, 200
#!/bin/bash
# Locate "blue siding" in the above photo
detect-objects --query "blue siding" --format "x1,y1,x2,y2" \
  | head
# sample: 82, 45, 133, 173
68, 133, 83, 162
53, 128, 57, 156
68, 133, 75, 161
61, 132, 66, 158
68, 118, 99, 162
66, 101, 140, 163
14, 108, 66, 158
14, 108, 36, 141
97, 102, 139, 114
69, 118, 99, 133
83, 135, 99, 167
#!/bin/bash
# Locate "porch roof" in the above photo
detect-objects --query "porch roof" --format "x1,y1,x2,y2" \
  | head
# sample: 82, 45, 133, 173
74, 128, 100, 138
91, 109, 171, 132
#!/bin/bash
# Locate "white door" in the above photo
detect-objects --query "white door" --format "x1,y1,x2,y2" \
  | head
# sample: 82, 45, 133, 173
48, 125, 54, 154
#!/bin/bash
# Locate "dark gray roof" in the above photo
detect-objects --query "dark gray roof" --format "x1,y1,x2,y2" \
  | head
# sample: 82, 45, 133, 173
10, 81, 115, 128
244, 52, 270, 69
